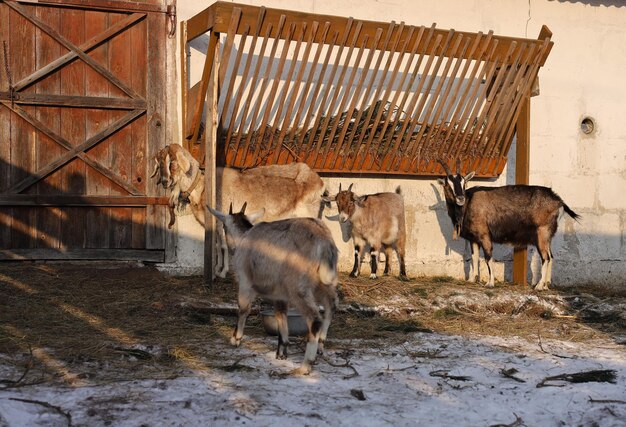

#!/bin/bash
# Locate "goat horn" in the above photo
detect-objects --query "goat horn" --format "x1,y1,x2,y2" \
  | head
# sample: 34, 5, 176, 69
437, 158, 453, 176
149, 158, 160, 178
229, 202, 233, 215
240, 202, 247, 214
348, 183, 354, 192
339, 183, 342, 192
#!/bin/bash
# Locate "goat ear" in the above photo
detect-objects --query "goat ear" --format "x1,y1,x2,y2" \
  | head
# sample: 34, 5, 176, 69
437, 177, 446, 186
246, 208, 265, 224
150, 158, 160, 178
175, 149, 192, 174
207, 205, 226, 223
355, 195, 366, 207
464, 171, 476, 182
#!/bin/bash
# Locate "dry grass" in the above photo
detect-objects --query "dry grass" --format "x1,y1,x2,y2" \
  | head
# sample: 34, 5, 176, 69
0, 262, 623, 385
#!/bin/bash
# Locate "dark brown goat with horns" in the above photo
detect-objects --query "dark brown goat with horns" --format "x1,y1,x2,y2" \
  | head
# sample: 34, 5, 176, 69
437, 159, 580, 290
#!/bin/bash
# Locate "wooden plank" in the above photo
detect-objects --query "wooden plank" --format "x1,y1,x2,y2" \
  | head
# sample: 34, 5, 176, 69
35, 6, 62, 251
108, 10, 133, 249
0, 195, 167, 206
0, 93, 146, 109
0, 3, 10, 248
11, 3, 37, 249
59, 6, 87, 249
0, 248, 164, 262
513, 97, 530, 286
130, 12, 147, 251
187, 2, 552, 66
85, 8, 112, 250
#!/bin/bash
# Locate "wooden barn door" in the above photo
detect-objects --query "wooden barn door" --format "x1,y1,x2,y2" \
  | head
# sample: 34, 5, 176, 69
0, 0, 172, 262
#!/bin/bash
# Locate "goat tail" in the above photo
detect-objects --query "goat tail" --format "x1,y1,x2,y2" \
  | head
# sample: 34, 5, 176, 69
318, 242, 339, 286
395, 186, 402, 195
562, 203, 581, 222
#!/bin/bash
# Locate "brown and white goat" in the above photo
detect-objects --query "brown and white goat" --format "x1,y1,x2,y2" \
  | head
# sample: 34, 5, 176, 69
437, 159, 580, 290
325, 184, 407, 279
208, 203, 339, 375
151, 144, 325, 277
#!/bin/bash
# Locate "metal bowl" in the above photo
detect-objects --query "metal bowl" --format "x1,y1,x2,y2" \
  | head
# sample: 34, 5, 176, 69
261, 309, 308, 336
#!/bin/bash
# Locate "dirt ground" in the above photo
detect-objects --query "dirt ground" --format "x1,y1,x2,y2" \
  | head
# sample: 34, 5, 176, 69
1, 261, 625, 387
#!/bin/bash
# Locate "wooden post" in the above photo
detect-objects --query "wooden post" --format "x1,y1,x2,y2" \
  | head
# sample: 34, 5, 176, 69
513, 96, 530, 285
204, 35, 219, 286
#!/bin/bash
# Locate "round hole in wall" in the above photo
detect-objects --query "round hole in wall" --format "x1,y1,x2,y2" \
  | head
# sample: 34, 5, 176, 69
580, 117, 595, 135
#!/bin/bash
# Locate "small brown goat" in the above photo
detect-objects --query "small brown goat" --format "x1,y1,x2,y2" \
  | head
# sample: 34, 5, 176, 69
151, 144, 325, 277
208, 203, 339, 375
437, 159, 580, 290
325, 184, 407, 279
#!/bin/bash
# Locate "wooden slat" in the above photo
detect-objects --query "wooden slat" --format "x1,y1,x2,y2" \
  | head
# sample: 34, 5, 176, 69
0, 248, 165, 262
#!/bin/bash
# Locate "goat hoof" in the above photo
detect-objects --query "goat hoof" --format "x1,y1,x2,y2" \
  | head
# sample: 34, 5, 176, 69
276, 353, 288, 360
292, 366, 312, 376
485, 282, 495, 288
369, 273, 377, 279
534, 282, 548, 291
230, 337, 241, 347
349, 272, 358, 278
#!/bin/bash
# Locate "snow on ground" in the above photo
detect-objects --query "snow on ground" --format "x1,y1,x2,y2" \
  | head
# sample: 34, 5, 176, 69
1, 333, 625, 427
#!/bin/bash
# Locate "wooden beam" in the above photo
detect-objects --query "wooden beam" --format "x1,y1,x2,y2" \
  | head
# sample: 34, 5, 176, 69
0, 93, 146, 109
204, 41, 219, 286
13, 0, 168, 13
186, 2, 553, 65
513, 97, 530, 286
0, 195, 168, 206
0, 248, 165, 262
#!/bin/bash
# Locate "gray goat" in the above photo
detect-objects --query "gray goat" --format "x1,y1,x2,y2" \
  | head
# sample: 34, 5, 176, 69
437, 159, 580, 290
325, 184, 407, 279
208, 203, 339, 375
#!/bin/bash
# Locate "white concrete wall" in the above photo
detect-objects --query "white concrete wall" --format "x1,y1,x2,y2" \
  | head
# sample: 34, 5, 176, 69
160, 0, 626, 287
